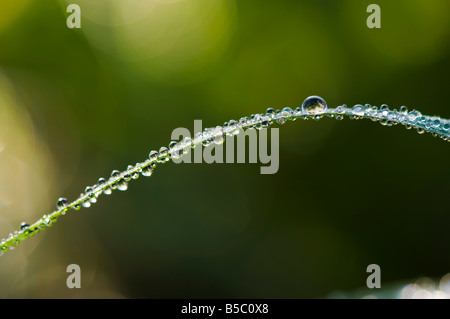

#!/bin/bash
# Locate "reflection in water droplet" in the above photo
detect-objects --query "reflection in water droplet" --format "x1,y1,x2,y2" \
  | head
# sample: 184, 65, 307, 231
140, 165, 153, 177
149, 150, 158, 161
116, 179, 128, 191
157, 147, 169, 163
111, 170, 120, 179
399, 106, 409, 114
301, 96, 327, 114
352, 104, 365, 116
20, 222, 29, 230
56, 197, 68, 210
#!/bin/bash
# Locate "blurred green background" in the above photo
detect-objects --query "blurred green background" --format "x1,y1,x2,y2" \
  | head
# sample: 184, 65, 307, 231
1, 0, 450, 298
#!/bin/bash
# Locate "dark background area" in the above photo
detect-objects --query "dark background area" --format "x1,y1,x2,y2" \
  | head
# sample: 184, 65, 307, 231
0, 0, 449, 298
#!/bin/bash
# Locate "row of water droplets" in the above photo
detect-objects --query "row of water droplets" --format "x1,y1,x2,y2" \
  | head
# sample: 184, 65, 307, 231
1, 96, 449, 256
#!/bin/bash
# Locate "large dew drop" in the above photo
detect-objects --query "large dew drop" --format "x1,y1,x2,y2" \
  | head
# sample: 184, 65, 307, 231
301, 96, 327, 114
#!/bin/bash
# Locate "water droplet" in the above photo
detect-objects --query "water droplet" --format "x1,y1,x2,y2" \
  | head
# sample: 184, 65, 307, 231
73, 204, 81, 210
123, 172, 132, 182
201, 129, 212, 146
98, 178, 106, 187
132, 164, 140, 179
281, 107, 293, 118
140, 165, 153, 177
157, 147, 169, 163
313, 114, 323, 121
85, 186, 95, 198
250, 114, 262, 127
417, 128, 425, 134
380, 104, 389, 111
213, 126, 225, 144
407, 110, 422, 122
277, 117, 286, 125
43, 215, 52, 226
399, 106, 408, 114
169, 142, 183, 159
111, 170, 121, 179
181, 137, 192, 154
20, 222, 29, 230
168, 141, 177, 149
416, 116, 426, 124
123, 166, 131, 182
116, 179, 128, 191
432, 119, 441, 128
334, 105, 347, 114
387, 111, 398, 122
266, 108, 276, 119
103, 187, 112, 195
149, 150, 158, 162
224, 120, 238, 136
56, 197, 68, 210
239, 117, 249, 127
443, 123, 450, 131
351, 104, 365, 116
301, 96, 327, 114
260, 116, 271, 128
81, 194, 91, 208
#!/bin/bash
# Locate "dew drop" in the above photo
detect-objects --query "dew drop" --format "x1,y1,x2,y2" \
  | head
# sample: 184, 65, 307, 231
98, 178, 106, 187
432, 119, 441, 128
123, 171, 132, 182
140, 165, 153, 177
169, 142, 183, 159
351, 104, 365, 116
416, 128, 425, 134
334, 105, 346, 114
250, 114, 262, 127
80, 194, 91, 208
407, 110, 422, 122
56, 197, 68, 210
281, 107, 293, 119
260, 116, 271, 128
399, 106, 408, 114
168, 141, 177, 149
213, 126, 225, 144
131, 164, 140, 179
225, 120, 239, 136
116, 179, 128, 191
111, 170, 121, 179
387, 111, 398, 122
265, 108, 276, 119
313, 114, 323, 121
85, 186, 95, 198
20, 222, 29, 230
149, 150, 158, 162
239, 117, 249, 127
301, 96, 327, 114
277, 117, 286, 125
157, 147, 169, 163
